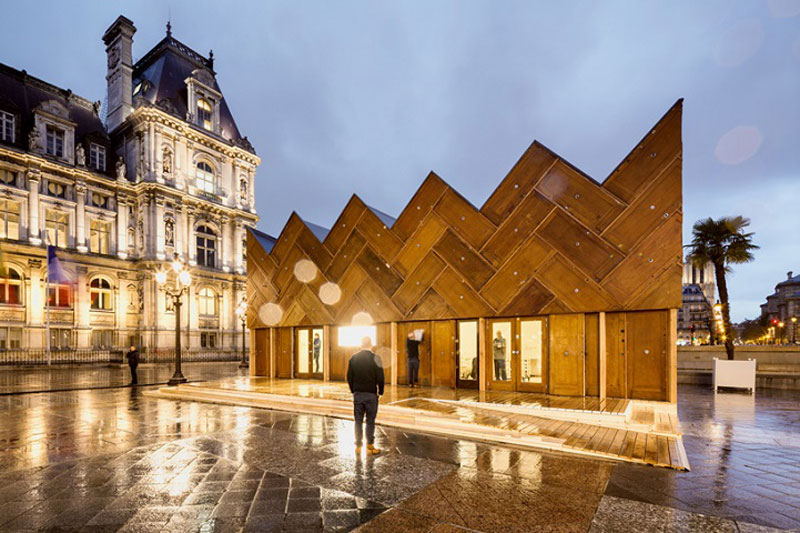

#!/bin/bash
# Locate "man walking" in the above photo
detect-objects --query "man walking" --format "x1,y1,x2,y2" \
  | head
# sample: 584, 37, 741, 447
126, 345, 139, 385
406, 332, 422, 388
346, 337, 384, 456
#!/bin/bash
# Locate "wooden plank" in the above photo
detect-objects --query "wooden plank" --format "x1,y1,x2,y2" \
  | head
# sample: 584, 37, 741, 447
392, 172, 449, 241
433, 188, 496, 250
631, 432, 647, 461
657, 436, 670, 466
433, 229, 496, 291
479, 237, 551, 310
536, 254, 618, 311
357, 208, 404, 261
394, 213, 447, 277
431, 267, 492, 318
356, 245, 403, 297
326, 230, 367, 282
644, 433, 659, 465
481, 191, 555, 267
393, 253, 446, 312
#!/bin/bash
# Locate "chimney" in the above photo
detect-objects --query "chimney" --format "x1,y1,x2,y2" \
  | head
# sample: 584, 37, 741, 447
789, 271, 794, 280
103, 15, 136, 132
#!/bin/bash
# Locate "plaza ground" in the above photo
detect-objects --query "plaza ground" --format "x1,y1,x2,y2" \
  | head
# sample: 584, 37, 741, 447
0, 363, 797, 531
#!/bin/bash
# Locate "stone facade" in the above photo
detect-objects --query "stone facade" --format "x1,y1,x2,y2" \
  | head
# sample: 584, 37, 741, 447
677, 260, 716, 345
760, 271, 800, 339
0, 16, 259, 354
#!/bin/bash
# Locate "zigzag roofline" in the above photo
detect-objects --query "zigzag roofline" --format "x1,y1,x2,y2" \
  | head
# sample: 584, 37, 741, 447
253, 99, 683, 259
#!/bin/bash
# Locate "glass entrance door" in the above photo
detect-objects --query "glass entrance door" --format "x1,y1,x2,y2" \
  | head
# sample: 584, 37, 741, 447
295, 327, 324, 379
456, 320, 479, 388
486, 318, 547, 392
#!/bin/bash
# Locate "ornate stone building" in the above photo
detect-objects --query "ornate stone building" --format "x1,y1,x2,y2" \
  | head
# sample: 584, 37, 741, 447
0, 16, 259, 355
677, 260, 716, 345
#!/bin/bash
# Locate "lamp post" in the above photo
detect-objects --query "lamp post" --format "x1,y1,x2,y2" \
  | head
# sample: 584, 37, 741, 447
236, 297, 248, 369
778, 321, 785, 345
792, 317, 797, 344
155, 253, 192, 386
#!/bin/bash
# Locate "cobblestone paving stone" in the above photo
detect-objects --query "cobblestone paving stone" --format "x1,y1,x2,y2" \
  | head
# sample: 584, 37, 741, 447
0, 366, 798, 532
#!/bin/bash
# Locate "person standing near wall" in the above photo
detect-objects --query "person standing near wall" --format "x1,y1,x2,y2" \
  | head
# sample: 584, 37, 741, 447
126, 345, 139, 385
346, 337, 385, 456
406, 332, 422, 388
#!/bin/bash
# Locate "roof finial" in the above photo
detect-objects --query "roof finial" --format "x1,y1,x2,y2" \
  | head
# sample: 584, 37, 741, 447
166, 20, 172, 37
208, 49, 214, 69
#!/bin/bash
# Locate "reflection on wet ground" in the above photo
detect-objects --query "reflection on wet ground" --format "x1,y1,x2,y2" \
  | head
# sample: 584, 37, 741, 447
607, 386, 800, 530
0, 362, 243, 395
0, 371, 797, 532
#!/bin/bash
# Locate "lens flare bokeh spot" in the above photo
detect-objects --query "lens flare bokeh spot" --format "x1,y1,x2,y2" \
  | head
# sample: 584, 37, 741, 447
258, 303, 283, 326
318, 282, 342, 305
293, 259, 317, 283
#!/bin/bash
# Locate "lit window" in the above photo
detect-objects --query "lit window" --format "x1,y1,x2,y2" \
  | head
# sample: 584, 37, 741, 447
0, 200, 20, 240
90, 278, 113, 310
91, 330, 113, 349
201, 332, 217, 348
196, 224, 216, 267
89, 144, 106, 171
49, 328, 72, 350
90, 220, 110, 254
0, 111, 14, 143
197, 98, 213, 131
195, 161, 215, 194
47, 283, 72, 308
0, 268, 22, 305
0, 327, 22, 349
197, 287, 216, 316
337, 325, 376, 347
46, 127, 64, 157
45, 210, 68, 248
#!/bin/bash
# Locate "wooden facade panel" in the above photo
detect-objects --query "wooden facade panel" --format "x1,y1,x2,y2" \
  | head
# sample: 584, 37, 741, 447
536, 254, 617, 311
295, 226, 333, 271
253, 328, 269, 376
548, 313, 585, 396
396, 321, 431, 385
329, 327, 348, 381
275, 327, 293, 378
603, 159, 682, 254
604, 101, 682, 203
356, 245, 403, 297
331, 264, 367, 320
626, 310, 668, 401
323, 198, 365, 254
269, 215, 303, 266
433, 229, 495, 291
481, 142, 558, 225
630, 263, 683, 311
537, 210, 622, 281
355, 277, 404, 323
431, 320, 456, 388
433, 188, 496, 250
432, 267, 491, 318
408, 289, 452, 321
393, 253, 445, 312
296, 285, 334, 325
480, 237, 551, 311
500, 278, 554, 316
536, 161, 626, 233
481, 191, 555, 267
394, 213, 447, 277
327, 230, 367, 282
392, 172, 449, 241
357, 209, 404, 261
585, 313, 600, 397
272, 246, 306, 294
605, 312, 627, 398
603, 215, 682, 305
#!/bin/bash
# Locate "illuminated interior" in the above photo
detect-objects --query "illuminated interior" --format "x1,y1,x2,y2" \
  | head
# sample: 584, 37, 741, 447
458, 321, 478, 381
338, 325, 376, 347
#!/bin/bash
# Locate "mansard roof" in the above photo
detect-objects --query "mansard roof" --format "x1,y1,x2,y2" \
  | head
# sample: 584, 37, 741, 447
0, 63, 111, 167
132, 33, 252, 152
249, 227, 278, 254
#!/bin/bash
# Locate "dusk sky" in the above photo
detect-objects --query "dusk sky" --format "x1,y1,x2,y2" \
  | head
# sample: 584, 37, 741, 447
3, 0, 798, 321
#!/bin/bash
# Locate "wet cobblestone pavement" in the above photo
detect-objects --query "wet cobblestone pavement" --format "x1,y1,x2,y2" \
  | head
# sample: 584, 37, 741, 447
0, 372, 797, 531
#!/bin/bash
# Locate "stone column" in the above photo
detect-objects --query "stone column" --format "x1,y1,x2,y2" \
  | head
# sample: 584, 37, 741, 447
27, 259, 44, 349
27, 171, 41, 244
154, 127, 162, 183
116, 194, 128, 259
174, 205, 184, 261
232, 160, 240, 207
75, 266, 91, 348
155, 196, 166, 260
187, 209, 196, 265
221, 216, 231, 272
234, 221, 244, 274
75, 182, 87, 252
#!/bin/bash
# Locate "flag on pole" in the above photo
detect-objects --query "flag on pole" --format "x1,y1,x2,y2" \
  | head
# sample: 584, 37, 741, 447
47, 246, 75, 285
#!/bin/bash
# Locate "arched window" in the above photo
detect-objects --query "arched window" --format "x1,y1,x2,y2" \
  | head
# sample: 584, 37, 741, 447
197, 98, 213, 131
196, 224, 217, 267
0, 268, 22, 305
195, 161, 215, 194
90, 278, 113, 310
197, 287, 216, 316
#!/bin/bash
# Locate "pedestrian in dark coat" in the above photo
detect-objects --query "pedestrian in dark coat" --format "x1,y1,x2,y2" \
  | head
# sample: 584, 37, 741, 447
346, 337, 384, 455
126, 346, 139, 385
405, 332, 422, 388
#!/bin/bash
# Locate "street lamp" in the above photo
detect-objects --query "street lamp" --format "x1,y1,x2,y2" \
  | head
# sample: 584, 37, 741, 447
236, 297, 248, 369
155, 253, 192, 386
778, 321, 785, 345
792, 317, 797, 344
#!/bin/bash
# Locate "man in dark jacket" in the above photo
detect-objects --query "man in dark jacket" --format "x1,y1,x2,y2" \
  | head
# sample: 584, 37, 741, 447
346, 337, 385, 455
126, 346, 139, 385
405, 332, 422, 388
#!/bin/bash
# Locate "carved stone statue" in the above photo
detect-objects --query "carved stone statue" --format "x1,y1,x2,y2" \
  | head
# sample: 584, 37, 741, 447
165, 219, 174, 247
28, 128, 40, 151
75, 144, 85, 166
116, 157, 126, 180
138, 217, 144, 252
162, 149, 172, 174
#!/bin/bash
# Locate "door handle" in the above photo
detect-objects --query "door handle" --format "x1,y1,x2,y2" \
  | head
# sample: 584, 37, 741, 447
563, 351, 569, 356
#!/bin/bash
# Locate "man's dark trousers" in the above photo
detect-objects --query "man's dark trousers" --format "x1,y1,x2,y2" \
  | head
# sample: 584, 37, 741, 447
408, 359, 419, 385
129, 363, 138, 385
353, 392, 379, 446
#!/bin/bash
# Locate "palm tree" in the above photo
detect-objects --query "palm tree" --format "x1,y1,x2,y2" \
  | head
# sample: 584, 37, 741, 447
686, 216, 758, 360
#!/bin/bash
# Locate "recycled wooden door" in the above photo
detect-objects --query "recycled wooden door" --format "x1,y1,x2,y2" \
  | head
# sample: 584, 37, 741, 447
294, 327, 323, 379
516, 317, 547, 393
275, 327, 293, 378
253, 329, 268, 376
584, 314, 600, 396
486, 319, 515, 391
626, 310, 667, 401
456, 320, 480, 389
605, 312, 627, 398
548, 313, 585, 396
431, 320, 456, 388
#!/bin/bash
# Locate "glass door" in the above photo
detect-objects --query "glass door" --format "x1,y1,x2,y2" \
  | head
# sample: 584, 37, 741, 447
295, 327, 324, 379
517, 318, 547, 392
487, 319, 514, 390
456, 320, 479, 388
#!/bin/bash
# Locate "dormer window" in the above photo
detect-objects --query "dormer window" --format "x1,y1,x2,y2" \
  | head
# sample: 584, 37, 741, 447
46, 126, 64, 157
197, 98, 213, 131
195, 161, 215, 194
90, 144, 106, 171
0, 111, 13, 143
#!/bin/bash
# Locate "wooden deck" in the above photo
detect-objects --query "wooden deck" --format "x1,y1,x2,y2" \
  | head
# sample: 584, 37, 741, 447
145, 377, 689, 470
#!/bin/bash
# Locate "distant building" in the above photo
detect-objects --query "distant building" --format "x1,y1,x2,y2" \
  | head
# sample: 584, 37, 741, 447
0, 16, 259, 356
677, 260, 715, 345
760, 271, 800, 325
